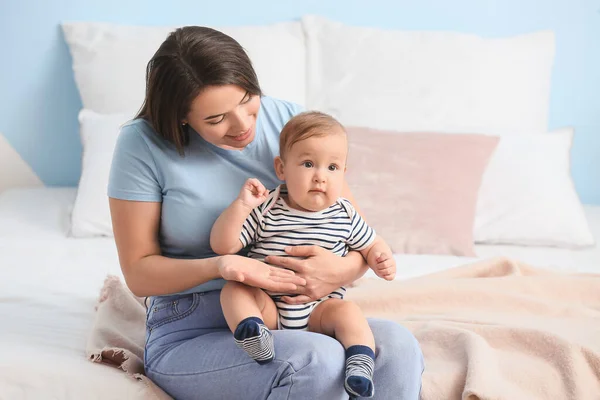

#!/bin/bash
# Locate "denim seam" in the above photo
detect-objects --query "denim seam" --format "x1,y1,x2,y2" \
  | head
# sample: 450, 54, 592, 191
150, 301, 174, 315
148, 293, 199, 331
281, 354, 326, 400
146, 358, 297, 378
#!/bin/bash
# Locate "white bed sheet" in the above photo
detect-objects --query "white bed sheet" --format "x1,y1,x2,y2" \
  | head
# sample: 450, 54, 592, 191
1, 187, 599, 399
0, 189, 145, 399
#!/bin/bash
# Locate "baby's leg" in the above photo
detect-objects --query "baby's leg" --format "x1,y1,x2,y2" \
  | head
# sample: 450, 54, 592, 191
221, 281, 278, 364
309, 299, 376, 398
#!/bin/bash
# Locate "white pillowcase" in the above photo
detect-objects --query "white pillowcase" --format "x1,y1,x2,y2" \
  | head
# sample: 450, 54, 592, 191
66, 18, 592, 248
72, 111, 595, 247
302, 15, 555, 136
474, 128, 595, 247
62, 21, 306, 114
70, 110, 130, 237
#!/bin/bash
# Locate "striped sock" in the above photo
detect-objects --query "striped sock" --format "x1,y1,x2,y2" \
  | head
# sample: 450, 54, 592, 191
344, 345, 375, 398
233, 317, 274, 365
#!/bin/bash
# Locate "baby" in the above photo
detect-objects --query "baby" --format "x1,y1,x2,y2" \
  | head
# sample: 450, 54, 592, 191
210, 111, 397, 398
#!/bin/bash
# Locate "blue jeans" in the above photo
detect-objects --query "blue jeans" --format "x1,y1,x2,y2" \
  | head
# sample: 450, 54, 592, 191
145, 290, 424, 399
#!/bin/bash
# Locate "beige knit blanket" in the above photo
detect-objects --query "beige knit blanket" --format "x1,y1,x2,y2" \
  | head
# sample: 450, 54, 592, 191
87, 257, 600, 399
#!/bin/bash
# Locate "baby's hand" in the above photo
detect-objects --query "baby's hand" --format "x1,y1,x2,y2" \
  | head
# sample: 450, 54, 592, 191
371, 252, 396, 281
238, 178, 269, 210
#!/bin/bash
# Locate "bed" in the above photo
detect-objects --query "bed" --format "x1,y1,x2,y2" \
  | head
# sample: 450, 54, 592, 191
3, 14, 600, 400
1, 186, 599, 399
0, 188, 146, 399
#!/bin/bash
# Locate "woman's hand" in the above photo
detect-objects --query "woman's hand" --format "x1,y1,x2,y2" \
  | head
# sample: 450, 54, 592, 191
218, 254, 306, 292
265, 245, 365, 304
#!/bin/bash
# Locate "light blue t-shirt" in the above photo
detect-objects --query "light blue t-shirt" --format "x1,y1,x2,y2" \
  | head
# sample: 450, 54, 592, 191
108, 96, 304, 294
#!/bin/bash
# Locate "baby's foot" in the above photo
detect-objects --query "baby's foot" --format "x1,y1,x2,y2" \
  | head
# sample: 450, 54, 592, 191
233, 316, 274, 364
344, 345, 375, 398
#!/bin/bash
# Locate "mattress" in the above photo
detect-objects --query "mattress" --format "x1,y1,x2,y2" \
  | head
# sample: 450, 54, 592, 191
1, 187, 599, 399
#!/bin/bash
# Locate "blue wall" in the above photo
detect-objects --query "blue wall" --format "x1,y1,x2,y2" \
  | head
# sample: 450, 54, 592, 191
1, 0, 599, 203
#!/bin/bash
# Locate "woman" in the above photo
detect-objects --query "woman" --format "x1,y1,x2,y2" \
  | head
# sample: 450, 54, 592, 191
108, 25, 424, 399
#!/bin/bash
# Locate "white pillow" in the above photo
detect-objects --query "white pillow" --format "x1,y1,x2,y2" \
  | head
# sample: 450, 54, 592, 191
302, 15, 555, 136
62, 21, 306, 113
70, 110, 130, 237
474, 128, 595, 247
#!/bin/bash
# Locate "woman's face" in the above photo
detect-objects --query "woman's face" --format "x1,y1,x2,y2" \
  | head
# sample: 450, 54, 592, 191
184, 85, 260, 150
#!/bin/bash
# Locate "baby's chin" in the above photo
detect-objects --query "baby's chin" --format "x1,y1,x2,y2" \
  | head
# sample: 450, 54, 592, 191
298, 197, 337, 212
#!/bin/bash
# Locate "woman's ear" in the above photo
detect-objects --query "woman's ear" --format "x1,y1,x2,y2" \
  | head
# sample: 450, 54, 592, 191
274, 156, 285, 180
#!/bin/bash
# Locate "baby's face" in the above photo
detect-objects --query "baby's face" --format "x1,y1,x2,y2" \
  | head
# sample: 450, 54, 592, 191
278, 130, 347, 212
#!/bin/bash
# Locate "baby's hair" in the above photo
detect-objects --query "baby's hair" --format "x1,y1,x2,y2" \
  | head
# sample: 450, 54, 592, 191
279, 111, 346, 160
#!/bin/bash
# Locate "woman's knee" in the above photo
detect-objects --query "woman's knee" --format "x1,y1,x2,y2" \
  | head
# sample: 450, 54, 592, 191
272, 331, 348, 399
276, 330, 344, 372
376, 319, 423, 361
369, 319, 424, 396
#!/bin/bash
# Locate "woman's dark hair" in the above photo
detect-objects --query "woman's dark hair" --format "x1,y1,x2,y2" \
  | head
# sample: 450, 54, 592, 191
136, 26, 262, 154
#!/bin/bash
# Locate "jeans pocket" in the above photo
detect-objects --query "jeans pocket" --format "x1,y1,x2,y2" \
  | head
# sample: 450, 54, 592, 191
146, 293, 200, 331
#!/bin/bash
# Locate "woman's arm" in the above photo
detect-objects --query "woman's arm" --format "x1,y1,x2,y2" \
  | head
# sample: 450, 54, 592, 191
110, 198, 222, 297
110, 198, 304, 297
340, 179, 365, 218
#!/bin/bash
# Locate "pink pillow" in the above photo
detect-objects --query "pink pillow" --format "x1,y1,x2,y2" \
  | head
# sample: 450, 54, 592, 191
345, 127, 499, 256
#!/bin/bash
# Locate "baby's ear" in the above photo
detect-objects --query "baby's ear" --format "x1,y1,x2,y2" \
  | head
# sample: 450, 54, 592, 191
274, 156, 285, 180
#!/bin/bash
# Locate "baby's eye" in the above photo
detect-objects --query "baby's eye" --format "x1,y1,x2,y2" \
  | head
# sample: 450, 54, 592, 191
328, 164, 338, 171
303, 161, 314, 168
